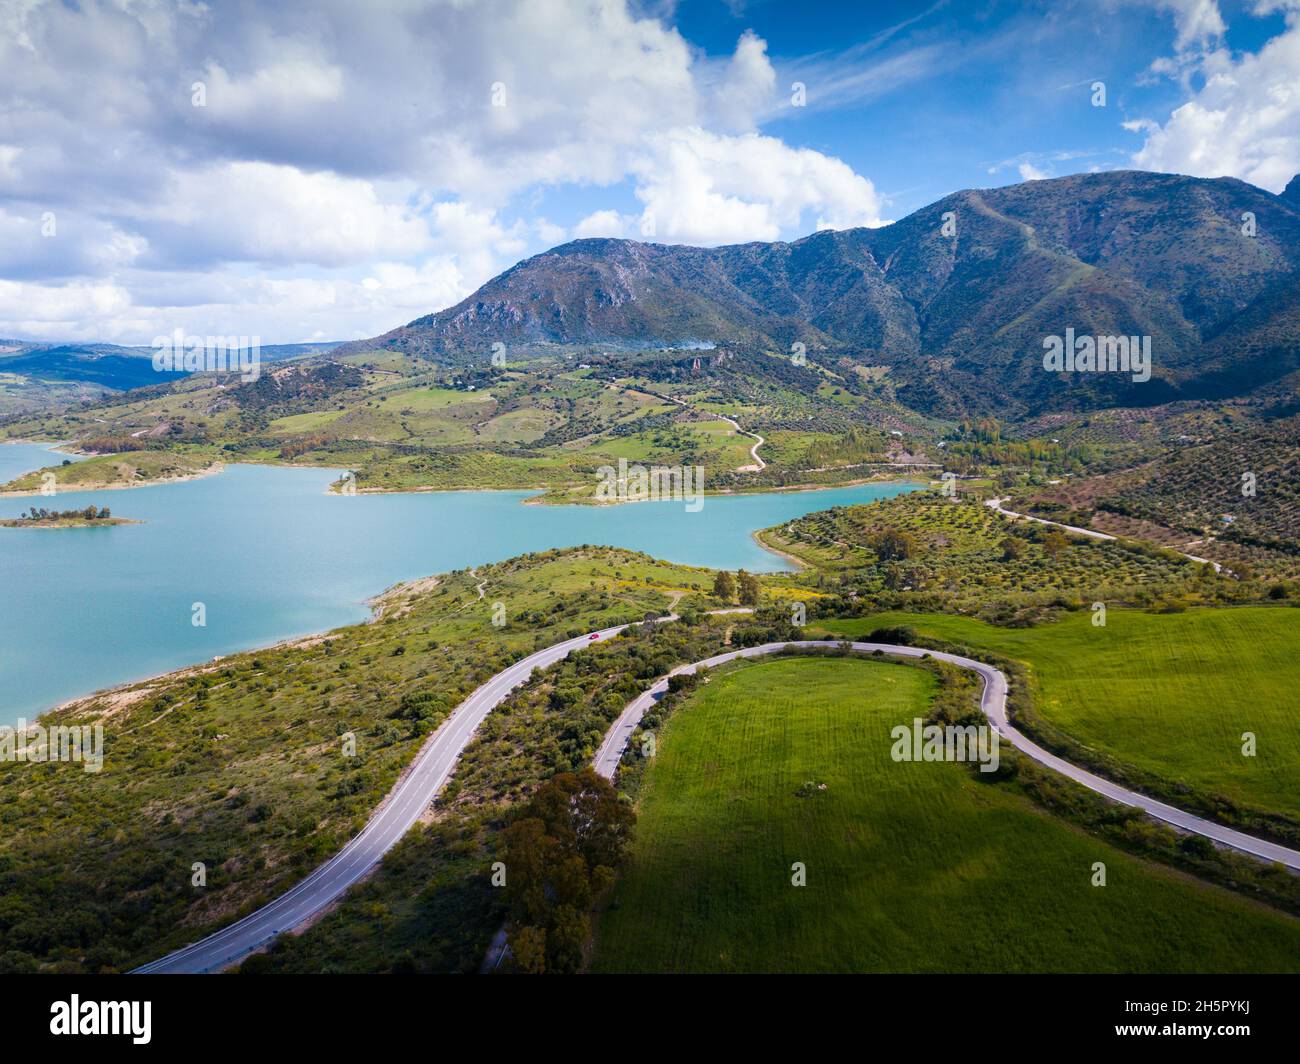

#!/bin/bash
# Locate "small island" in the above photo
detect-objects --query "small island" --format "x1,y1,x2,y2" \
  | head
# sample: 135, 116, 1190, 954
0, 505, 140, 528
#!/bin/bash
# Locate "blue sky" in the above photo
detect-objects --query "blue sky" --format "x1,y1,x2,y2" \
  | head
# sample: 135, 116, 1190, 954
0, 0, 1297, 343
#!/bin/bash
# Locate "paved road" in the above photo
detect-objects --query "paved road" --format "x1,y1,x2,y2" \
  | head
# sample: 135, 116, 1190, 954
595, 640, 1300, 871
133, 620, 640, 974
986, 497, 1223, 572
138, 615, 1297, 974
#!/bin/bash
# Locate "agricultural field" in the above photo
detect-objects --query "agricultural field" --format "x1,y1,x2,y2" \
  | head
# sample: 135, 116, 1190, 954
592, 656, 1300, 973
1009, 412, 1300, 579
758, 490, 1219, 619
814, 606, 1300, 826
0, 346, 943, 499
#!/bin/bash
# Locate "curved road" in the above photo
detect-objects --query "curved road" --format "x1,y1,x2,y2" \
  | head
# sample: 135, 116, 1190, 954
133, 620, 643, 974
986, 497, 1223, 573
713, 411, 766, 472
138, 622, 1298, 974
595, 640, 1300, 871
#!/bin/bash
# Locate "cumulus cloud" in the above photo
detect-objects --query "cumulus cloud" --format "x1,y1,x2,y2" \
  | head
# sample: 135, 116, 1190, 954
709, 30, 778, 132
0, 0, 885, 341
631, 127, 886, 245
1130, 5, 1300, 192
573, 210, 628, 239
1153, 0, 1227, 52
133, 163, 432, 269
0, 279, 133, 340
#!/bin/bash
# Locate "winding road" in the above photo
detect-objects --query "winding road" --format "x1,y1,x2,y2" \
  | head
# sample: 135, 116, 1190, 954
596, 641, 1300, 872
712, 411, 766, 472
135, 618, 1298, 974
132, 619, 641, 974
986, 496, 1224, 572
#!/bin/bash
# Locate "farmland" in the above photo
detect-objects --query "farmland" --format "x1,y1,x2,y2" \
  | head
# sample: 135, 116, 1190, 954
814, 607, 1300, 826
592, 657, 1300, 973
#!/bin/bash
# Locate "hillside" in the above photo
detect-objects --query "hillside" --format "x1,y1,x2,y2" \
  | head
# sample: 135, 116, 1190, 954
341, 170, 1300, 418
0, 340, 341, 417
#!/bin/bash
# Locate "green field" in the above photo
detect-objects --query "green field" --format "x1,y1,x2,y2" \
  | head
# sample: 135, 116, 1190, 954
815, 607, 1300, 822
592, 657, 1300, 973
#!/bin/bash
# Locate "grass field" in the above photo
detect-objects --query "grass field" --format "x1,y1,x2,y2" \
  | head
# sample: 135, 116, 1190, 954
814, 607, 1300, 822
592, 657, 1300, 972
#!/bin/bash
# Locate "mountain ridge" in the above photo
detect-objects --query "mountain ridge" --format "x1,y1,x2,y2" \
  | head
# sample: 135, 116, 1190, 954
341, 169, 1300, 417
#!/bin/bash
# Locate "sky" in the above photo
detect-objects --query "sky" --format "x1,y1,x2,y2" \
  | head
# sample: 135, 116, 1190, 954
1, 0, 1298, 345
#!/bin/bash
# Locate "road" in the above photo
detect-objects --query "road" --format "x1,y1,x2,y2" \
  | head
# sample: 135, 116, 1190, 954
712, 411, 766, 472
138, 613, 1296, 973
630, 385, 765, 472
594, 640, 1300, 871
133, 620, 640, 974
986, 497, 1223, 572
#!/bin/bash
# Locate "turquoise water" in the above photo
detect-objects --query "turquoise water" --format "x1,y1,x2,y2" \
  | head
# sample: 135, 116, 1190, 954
0, 442, 920, 723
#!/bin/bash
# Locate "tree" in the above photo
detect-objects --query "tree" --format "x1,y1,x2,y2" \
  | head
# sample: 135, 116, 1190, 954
999, 536, 1024, 562
870, 528, 917, 562
712, 570, 735, 602
1042, 530, 1069, 561
502, 768, 634, 974
736, 569, 761, 606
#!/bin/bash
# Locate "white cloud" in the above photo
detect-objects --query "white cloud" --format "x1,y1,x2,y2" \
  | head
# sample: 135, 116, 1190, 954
0, 279, 133, 339
631, 127, 886, 245
1153, 0, 1227, 52
0, 0, 886, 341
137, 162, 432, 268
1131, 13, 1300, 192
200, 55, 346, 117
0, 204, 148, 281
573, 210, 628, 239
709, 30, 777, 132
1018, 162, 1050, 181
0, 261, 480, 345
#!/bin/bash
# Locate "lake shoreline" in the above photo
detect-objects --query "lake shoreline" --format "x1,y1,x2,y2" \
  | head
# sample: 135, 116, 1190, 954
0, 453, 921, 728
0, 462, 225, 497
3, 443, 927, 507
0, 517, 143, 528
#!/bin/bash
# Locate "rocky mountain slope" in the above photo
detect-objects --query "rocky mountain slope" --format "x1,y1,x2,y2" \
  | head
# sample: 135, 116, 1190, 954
343, 170, 1300, 418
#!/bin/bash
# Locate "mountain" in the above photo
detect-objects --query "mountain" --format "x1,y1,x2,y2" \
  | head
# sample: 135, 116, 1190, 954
0, 340, 342, 391
342, 171, 1300, 417
1282, 174, 1300, 208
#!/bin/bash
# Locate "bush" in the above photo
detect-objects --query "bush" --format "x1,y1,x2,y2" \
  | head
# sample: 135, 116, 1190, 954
868, 625, 918, 645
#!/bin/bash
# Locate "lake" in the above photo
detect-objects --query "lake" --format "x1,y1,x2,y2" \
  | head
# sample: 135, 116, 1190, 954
0, 442, 921, 724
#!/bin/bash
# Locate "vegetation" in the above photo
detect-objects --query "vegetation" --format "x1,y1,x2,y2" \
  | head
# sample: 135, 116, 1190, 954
500, 769, 633, 974
813, 607, 1300, 832
1011, 413, 1300, 579
0, 547, 710, 973
0, 448, 219, 494
758, 490, 1230, 623
592, 657, 1300, 973
1, 505, 133, 528
245, 611, 798, 973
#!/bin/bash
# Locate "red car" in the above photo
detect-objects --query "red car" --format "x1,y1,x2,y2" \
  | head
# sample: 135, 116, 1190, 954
588, 632, 600, 641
